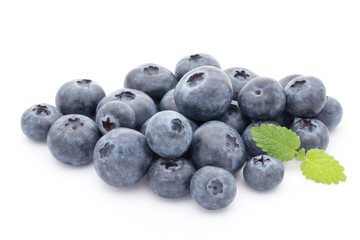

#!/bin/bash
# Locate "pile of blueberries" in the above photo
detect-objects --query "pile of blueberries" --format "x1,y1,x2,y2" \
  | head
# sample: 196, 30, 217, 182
21, 53, 343, 210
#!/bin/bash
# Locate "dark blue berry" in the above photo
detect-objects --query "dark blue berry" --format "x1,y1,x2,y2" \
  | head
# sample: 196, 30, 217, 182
21, 103, 62, 142
290, 118, 329, 151
191, 121, 246, 174
314, 96, 343, 130
124, 63, 177, 102
174, 66, 233, 121
55, 79, 105, 118
47, 114, 101, 166
175, 53, 221, 80
96, 88, 157, 129
145, 111, 192, 158
158, 89, 179, 112
218, 101, 250, 134
147, 158, 196, 198
238, 77, 286, 120
243, 155, 284, 191
285, 76, 326, 118
190, 166, 236, 210
96, 101, 136, 135
224, 67, 258, 99
93, 128, 153, 187
270, 110, 295, 128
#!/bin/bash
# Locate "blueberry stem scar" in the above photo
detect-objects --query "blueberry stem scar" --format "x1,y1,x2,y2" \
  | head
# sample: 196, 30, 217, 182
234, 70, 249, 79
143, 66, 159, 75
33, 105, 50, 115
187, 72, 204, 86
253, 155, 271, 165
189, 54, 202, 61
300, 119, 317, 129
77, 79, 92, 86
290, 80, 306, 88
102, 117, 115, 131
115, 91, 136, 100
160, 159, 179, 170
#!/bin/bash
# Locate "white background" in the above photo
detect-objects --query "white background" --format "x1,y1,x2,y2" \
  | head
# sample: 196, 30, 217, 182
1, 0, 359, 239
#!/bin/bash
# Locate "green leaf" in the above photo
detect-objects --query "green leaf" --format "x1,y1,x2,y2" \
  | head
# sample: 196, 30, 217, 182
300, 149, 346, 184
296, 148, 306, 161
250, 124, 301, 162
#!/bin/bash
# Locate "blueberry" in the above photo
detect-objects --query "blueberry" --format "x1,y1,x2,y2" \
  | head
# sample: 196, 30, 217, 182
285, 76, 326, 118
191, 121, 246, 174
242, 121, 280, 158
124, 63, 177, 102
21, 104, 62, 142
270, 110, 295, 128
314, 96, 343, 130
147, 158, 196, 198
96, 88, 157, 129
174, 53, 221, 80
279, 74, 302, 88
141, 114, 198, 136
224, 67, 258, 99
140, 118, 150, 135
139, 119, 160, 161
238, 77, 286, 120
47, 114, 101, 166
187, 119, 199, 133
55, 79, 105, 118
218, 101, 250, 134
190, 166, 236, 210
145, 111, 192, 158
174, 66, 233, 121
93, 128, 153, 187
290, 119, 329, 151
158, 89, 179, 112
96, 101, 136, 135
243, 155, 284, 191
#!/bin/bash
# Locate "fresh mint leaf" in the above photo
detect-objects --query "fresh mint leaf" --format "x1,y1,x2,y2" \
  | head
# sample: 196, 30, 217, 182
250, 124, 300, 162
300, 149, 346, 184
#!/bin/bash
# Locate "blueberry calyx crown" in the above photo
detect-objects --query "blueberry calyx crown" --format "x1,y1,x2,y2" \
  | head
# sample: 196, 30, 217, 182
33, 105, 50, 115
300, 119, 317, 130
207, 180, 223, 195
171, 118, 184, 133
225, 134, 239, 151
99, 142, 115, 159
290, 80, 306, 88
102, 117, 115, 132
253, 155, 271, 165
64, 118, 84, 130
255, 90, 262, 95
143, 65, 159, 75
187, 72, 204, 86
77, 79, 92, 86
115, 91, 136, 100
160, 159, 181, 171
234, 70, 250, 80
189, 54, 202, 61
222, 104, 238, 121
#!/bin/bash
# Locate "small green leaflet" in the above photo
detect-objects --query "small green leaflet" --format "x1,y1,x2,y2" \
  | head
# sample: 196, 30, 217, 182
250, 124, 300, 162
296, 148, 306, 161
301, 149, 346, 184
